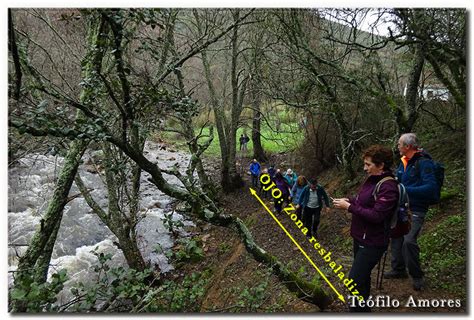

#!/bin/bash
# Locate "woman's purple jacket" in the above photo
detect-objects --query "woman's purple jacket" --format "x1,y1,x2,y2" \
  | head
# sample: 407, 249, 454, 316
348, 171, 399, 247
274, 175, 291, 198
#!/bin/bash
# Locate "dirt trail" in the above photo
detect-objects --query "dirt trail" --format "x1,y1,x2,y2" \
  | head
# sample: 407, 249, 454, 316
200, 242, 245, 311
191, 157, 466, 313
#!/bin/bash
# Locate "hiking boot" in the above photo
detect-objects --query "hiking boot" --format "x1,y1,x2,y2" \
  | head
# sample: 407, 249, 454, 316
413, 277, 424, 291
384, 270, 408, 279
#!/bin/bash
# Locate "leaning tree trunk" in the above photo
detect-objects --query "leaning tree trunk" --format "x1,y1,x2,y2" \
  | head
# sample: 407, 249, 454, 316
33, 215, 62, 284
104, 144, 147, 271
207, 211, 333, 309
157, 163, 333, 310
101, 127, 334, 310
12, 140, 88, 312
11, 8, 332, 311
11, 13, 109, 312
74, 168, 147, 272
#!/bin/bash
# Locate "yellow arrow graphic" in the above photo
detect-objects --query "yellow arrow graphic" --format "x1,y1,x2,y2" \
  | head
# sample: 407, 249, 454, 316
249, 188, 345, 303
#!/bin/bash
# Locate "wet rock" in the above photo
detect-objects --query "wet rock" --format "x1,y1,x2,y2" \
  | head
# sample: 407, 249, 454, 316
83, 157, 93, 165
175, 202, 189, 212
84, 164, 98, 174
150, 201, 163, 209
90, 150, 104, 162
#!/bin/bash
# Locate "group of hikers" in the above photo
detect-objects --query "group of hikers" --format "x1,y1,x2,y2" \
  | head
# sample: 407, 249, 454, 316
249, 159, 330, 239
248, 133, 442, 312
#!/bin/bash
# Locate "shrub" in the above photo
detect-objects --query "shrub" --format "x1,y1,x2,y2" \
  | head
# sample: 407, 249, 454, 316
9, 269, 68, 312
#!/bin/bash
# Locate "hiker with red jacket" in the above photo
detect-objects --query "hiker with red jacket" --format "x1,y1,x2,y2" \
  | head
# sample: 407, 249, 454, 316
384, 133, 439, 291
333, 145, 399, 312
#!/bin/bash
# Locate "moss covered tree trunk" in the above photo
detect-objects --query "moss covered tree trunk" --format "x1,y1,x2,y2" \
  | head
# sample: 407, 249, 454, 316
12, 140, 87, 312
11, 13, 107, 312
33, 215, 62, 284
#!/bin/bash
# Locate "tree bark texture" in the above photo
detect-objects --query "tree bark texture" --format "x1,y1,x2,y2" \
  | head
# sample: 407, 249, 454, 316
12, 13, 107, 312
12, 139, 87, 312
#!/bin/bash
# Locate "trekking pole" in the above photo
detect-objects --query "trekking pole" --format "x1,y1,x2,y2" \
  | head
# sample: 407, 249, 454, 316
377, 250, 388, 290
380, 250, 388, 288
376, 257, 382, 290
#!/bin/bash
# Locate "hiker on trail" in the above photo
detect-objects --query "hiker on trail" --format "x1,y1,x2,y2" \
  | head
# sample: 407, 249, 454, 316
268, 165, 276, 180
384, 133, 439, 291
297, 178, 330, 238
258, 167, 270, 198
333, 145, 399, 312
239, 134, 245, 151
242, 134, 250, 152
249, 159, 261, 188
284, 168, 298, 187
291, 175, 308, 220
273, 171, 291, 214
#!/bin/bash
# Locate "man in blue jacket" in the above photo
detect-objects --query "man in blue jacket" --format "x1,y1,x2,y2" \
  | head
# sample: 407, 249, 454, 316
249, 159, 261, 188
297, 178, 330, 238
384, 133, 439, 291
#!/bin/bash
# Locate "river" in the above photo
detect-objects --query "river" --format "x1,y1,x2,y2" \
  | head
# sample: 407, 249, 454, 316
8, 141, 194, 306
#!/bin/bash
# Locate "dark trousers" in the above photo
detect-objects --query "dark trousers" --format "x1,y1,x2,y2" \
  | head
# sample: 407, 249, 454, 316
303, 206, 322, 236
259, 184, 269, 198
349, 240, 387, 312
274, 195, 290, 213
295, 204, 303, 221
390, 211, 425, 279
251, 174, 259, 188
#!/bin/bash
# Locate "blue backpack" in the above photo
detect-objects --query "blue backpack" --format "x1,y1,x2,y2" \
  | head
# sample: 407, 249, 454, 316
414, 156, 445, 204
373, 177, 412, 238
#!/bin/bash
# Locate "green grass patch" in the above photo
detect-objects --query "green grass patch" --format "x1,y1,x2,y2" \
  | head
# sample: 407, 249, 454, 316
419, 214, 466, 295
156, 117, 305, 157
198, 124, 304, 157
425, 207, 441, 222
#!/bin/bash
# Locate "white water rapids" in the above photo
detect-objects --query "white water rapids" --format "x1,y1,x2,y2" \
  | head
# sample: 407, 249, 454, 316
8, 141, 195, 305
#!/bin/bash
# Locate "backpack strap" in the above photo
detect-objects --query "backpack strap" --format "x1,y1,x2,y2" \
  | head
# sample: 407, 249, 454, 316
372, 176, 400, 238
413, 155, 432, 177
390, 183, 405, 229
372, 176, 396, 200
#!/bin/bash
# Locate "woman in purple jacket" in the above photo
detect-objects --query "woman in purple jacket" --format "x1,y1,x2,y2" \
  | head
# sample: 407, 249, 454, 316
333, 145, 399, 312
273, 170, 292, 214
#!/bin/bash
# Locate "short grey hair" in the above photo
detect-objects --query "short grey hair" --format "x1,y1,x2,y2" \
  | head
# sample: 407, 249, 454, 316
400, 133, 419, 148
